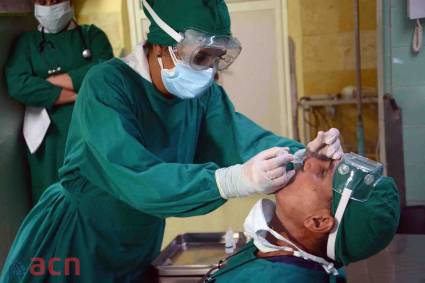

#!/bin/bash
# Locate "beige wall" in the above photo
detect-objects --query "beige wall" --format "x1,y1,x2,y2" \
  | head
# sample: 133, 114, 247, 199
73, 0, 132, 56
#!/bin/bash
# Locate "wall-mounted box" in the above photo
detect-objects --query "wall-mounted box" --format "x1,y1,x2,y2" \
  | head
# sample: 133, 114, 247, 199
408, 0, 425, 19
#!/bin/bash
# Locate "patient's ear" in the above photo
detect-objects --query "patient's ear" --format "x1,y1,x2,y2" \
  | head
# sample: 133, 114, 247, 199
304, 212, 335, 234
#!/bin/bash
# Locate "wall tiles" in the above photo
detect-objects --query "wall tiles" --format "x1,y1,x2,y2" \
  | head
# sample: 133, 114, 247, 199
339, 0, 377, 31
404, 162, 425, 203
303, 69, 377, 96
391, 1, 419, 49
303, 31, 377, 74
341, 31, 377, 70
303, 33, 345, 72
384, 0, 425, 204
391, 0, 404, 11
301, 0, 340, 36
393, 86, 425, 125
391, 46, 425, 87
403, 125, 425, 166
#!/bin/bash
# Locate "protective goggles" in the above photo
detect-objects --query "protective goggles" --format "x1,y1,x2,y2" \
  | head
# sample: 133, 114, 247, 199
332, 153, 384, 202
142, 0, 242, 71
172, 29, 241, 71
327, 152, 384, 261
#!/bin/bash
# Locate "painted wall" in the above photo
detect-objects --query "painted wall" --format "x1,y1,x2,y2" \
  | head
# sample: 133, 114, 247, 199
382, 0, 425, 205
73, 0, 132, 56
0, 14, 35, 270
288, 0, 379, 158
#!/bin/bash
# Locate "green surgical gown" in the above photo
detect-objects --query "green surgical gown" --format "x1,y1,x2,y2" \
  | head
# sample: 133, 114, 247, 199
0, 58, 303, 282
5, 24, 113, 203
209, 242, 346, 283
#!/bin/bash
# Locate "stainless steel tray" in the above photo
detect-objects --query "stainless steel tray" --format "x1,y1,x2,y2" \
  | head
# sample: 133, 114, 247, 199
153, 232, 247, 277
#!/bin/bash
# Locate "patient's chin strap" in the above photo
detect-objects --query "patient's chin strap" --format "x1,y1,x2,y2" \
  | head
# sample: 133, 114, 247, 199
327, 188, 353, 261
261, 228, 339, 275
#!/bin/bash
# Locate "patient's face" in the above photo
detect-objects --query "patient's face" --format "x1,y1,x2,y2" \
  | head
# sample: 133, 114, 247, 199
276, 156, 338, 220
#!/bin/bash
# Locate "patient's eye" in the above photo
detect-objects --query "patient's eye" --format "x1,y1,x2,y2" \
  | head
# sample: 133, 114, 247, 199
315, 169, 327, 179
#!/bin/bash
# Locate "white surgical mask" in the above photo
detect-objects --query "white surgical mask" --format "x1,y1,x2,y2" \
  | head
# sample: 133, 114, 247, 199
244, 199, 339, 275
157, 47, 214, 99
34, 1, 74, 34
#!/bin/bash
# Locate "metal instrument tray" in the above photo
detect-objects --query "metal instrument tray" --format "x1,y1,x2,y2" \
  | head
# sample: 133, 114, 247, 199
153, 232, 247, 277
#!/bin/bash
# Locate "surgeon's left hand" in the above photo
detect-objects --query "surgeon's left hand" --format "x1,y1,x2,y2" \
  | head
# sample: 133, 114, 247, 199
307, 128, 343, 160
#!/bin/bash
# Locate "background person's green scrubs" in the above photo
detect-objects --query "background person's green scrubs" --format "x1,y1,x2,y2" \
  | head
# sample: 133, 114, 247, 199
0, 58, 303, 283
5, 24, 113, 203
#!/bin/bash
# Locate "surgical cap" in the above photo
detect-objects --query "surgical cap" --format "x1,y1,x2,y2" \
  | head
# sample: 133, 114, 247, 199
143, 0, 231, 46
331, 176, 400, 265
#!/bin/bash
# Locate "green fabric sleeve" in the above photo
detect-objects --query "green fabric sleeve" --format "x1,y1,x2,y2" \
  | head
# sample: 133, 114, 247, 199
68, 25, 113, 91
195, 84, 305, 166
5, 34, 62, 108
74, 68, 225, 218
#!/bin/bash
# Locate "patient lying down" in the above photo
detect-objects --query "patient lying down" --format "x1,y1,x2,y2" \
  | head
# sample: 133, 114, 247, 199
205, 154, 400, 283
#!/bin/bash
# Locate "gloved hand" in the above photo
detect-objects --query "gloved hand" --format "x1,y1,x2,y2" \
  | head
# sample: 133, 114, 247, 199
215, 147, 296, 199
307, 128, 343, 160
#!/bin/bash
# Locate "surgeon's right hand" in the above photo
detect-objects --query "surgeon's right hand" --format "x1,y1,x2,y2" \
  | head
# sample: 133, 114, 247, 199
215, 147, 296, 199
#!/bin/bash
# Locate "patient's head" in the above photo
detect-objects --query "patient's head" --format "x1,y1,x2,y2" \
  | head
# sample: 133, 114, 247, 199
268, 154, 400, 265
271, 156, 338, 256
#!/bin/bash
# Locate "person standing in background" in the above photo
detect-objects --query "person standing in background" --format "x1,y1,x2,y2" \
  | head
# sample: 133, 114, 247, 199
5, 0, 113, 204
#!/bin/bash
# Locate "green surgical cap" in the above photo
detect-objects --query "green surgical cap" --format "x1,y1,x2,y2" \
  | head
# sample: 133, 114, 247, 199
143, 0, 231, 46
331, 176, 400, 265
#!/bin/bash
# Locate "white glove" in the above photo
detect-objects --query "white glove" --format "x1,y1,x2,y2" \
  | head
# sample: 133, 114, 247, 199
307, 128, 343, 159
215, 147, 296, 199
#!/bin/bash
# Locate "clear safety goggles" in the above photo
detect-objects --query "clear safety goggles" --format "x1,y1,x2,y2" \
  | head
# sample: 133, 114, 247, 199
172, 29, 242, 71
327, 152, 384, 261
332, 153, 384, 202
141, 0, 242, 71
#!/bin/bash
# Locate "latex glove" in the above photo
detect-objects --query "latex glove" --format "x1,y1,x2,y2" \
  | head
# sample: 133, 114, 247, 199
215, 147, 296, 199
307, 128, 343, 160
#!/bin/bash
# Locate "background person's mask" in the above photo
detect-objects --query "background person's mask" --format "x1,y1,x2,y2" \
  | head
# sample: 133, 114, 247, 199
35, 1, 74, 34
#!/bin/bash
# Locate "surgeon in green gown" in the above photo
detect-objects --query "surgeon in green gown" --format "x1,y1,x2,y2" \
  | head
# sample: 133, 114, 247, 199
0, 1, 344, 282
5, 0, 113, 203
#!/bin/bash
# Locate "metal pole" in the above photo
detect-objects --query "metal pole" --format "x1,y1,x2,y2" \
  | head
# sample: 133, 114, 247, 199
354, 0, 365, 155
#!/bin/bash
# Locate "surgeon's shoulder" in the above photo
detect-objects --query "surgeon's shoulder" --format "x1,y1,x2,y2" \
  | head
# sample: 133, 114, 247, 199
80, 59, 130, 99
84, 58, 124, 83
209, 82, 228, 98
199, 82, 233, 108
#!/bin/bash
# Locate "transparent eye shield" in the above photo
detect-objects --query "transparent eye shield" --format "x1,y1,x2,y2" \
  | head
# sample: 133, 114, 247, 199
327, 153, 384, 261
287, 151, 383, 201
173, 29, 242, 71
332, 153, 384, 202
141, 0, 241, 71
